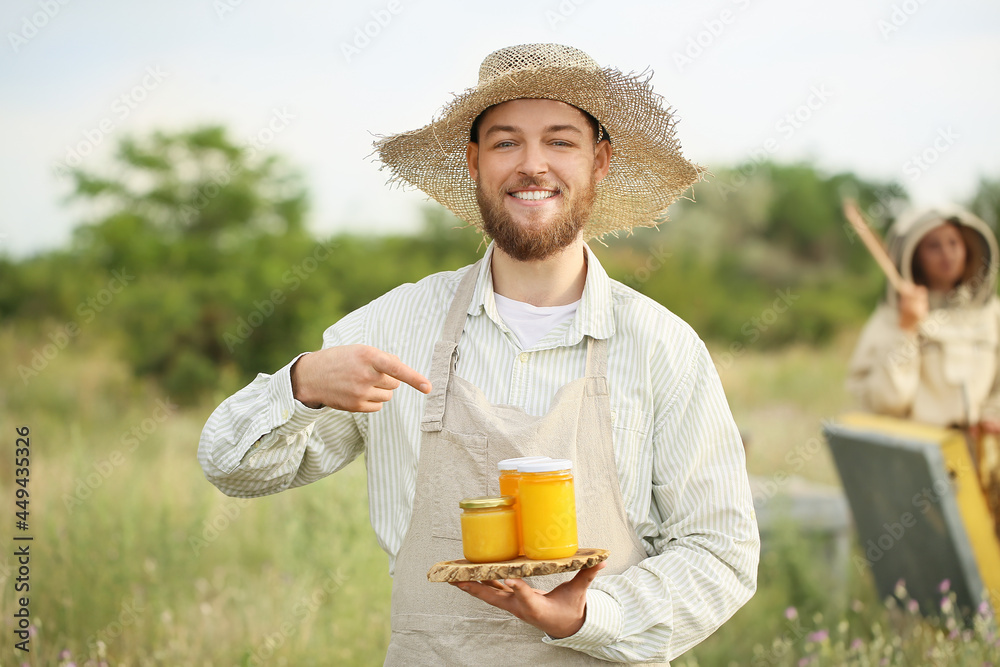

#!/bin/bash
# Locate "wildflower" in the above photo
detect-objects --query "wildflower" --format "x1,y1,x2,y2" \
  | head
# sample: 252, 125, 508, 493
939, 578, 950, 594
798, 657, 815, 667
60, 650, 72, 660
807, 630, 829, 643
850, 638, 863, 651
978, 601, 991, 617
907, 599, 919, 614
785, 606, 798, 621
941, 597, 953, 614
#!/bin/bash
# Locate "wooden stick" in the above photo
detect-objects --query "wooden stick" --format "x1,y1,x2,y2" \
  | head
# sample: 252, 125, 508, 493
842, 199, 905, 292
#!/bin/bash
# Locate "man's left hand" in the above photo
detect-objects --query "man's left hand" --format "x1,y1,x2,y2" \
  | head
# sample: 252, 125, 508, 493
449, 562, 607, 639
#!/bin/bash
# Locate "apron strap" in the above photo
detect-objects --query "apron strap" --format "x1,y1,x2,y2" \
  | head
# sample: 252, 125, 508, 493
422, 259, 611, 430
421, 260, 482, 432
585, 336, 607, 378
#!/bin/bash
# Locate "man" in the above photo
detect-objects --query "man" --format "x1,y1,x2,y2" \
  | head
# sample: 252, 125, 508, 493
199, 43, 759, 664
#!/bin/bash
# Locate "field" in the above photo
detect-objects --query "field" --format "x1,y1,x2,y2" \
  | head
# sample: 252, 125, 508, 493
1, 327, 997, 666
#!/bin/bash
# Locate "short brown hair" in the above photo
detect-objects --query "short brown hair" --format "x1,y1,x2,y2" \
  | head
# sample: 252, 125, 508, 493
469, 103, 609, 145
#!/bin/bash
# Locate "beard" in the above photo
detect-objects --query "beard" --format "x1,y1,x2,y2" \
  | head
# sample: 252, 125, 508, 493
476, 175, 596, 262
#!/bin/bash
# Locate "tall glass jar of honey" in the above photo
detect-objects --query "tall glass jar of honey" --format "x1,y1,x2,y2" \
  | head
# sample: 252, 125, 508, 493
498, 456, 550, 556
517, 458, 578, 560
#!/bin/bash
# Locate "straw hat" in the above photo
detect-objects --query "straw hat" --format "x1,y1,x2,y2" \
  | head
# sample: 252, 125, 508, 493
374, 43, 704, 240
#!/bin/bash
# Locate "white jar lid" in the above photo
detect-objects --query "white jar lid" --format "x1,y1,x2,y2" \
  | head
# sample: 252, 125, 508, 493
517, 458, 572, 473
498, 456, 550, 471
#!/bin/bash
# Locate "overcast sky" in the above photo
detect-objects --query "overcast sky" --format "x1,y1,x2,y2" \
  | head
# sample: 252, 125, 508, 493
2, 0, 998, 257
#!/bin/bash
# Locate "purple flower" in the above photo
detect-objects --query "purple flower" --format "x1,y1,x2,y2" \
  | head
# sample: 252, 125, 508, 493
850, 638, 864, 651
798, 658, 814, 667
807, 629, 829, 643
939, 578, 951, 594
907, 599, 919, 613
785, 606, 798, 620
60, 650, 72, 660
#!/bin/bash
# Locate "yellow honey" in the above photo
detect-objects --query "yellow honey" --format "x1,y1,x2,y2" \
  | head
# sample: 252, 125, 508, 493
498, 456, 550, 555
459, 496, 519, 563
518, 459, 578, 560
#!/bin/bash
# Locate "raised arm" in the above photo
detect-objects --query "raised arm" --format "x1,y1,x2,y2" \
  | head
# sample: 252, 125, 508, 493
846, 297, 925, 418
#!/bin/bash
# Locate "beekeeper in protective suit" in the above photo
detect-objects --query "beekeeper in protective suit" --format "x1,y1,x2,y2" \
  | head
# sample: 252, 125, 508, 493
847, 203, 1000, 534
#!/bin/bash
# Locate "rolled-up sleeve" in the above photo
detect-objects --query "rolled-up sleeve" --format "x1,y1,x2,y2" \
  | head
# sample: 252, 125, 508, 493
198, 310, 369, 498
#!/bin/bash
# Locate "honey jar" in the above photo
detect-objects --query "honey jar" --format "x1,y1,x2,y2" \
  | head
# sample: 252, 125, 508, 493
517, 458, 578, 560
498, 456, 550, 555
458, 496, 519, 563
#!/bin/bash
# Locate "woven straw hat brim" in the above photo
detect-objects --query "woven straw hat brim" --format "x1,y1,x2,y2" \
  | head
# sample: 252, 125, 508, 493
375, 65, 704, 240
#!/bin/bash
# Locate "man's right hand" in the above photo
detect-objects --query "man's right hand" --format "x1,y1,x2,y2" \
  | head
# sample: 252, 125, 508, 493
290, 345, 432, 412
897, 281, 929, 332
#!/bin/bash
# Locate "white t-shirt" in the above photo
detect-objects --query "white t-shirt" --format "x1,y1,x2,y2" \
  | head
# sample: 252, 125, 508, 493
493, 293, 580, 350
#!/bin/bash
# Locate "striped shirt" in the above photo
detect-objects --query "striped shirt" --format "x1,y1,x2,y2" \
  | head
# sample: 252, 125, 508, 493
198, 242, 759, 663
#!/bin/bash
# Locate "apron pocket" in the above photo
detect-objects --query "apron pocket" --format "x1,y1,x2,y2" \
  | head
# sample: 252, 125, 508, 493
429, 429, 489, 541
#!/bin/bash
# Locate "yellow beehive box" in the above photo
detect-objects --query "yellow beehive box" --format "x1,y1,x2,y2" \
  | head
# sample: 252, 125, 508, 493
824, 412, 1000, 615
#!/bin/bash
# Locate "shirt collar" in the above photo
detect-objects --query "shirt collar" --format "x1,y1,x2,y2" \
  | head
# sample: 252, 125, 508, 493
468, 241, 616, 344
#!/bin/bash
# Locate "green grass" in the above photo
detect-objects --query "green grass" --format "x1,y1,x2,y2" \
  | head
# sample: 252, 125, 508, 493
1, 327, 391, 666
2, 326, 998, 665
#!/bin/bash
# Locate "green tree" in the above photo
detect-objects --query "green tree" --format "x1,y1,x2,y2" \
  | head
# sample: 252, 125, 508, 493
593, 161, 909, 348
55, 126, 334, 400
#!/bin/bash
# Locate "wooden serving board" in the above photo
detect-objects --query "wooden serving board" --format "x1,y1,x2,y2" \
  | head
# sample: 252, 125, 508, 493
427, 548, 609, 582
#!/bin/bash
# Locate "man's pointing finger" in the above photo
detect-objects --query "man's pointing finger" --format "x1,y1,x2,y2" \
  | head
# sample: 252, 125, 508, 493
373, 355, 432, 394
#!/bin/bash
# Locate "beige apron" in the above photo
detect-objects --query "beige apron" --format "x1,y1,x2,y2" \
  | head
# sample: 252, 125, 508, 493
385, 261, 662, 665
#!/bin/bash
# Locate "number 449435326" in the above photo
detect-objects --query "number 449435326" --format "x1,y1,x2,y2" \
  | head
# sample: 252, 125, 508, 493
15, 426, 29, 530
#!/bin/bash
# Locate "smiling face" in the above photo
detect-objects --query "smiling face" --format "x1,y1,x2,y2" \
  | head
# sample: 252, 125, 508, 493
466, 98, 611, 261
913, 222, 968, 291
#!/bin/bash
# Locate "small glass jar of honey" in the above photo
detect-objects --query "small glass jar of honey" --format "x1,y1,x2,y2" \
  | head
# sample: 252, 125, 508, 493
517, 458, 578, 560
498, 456, 550, 555
458, 496, 519, 563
